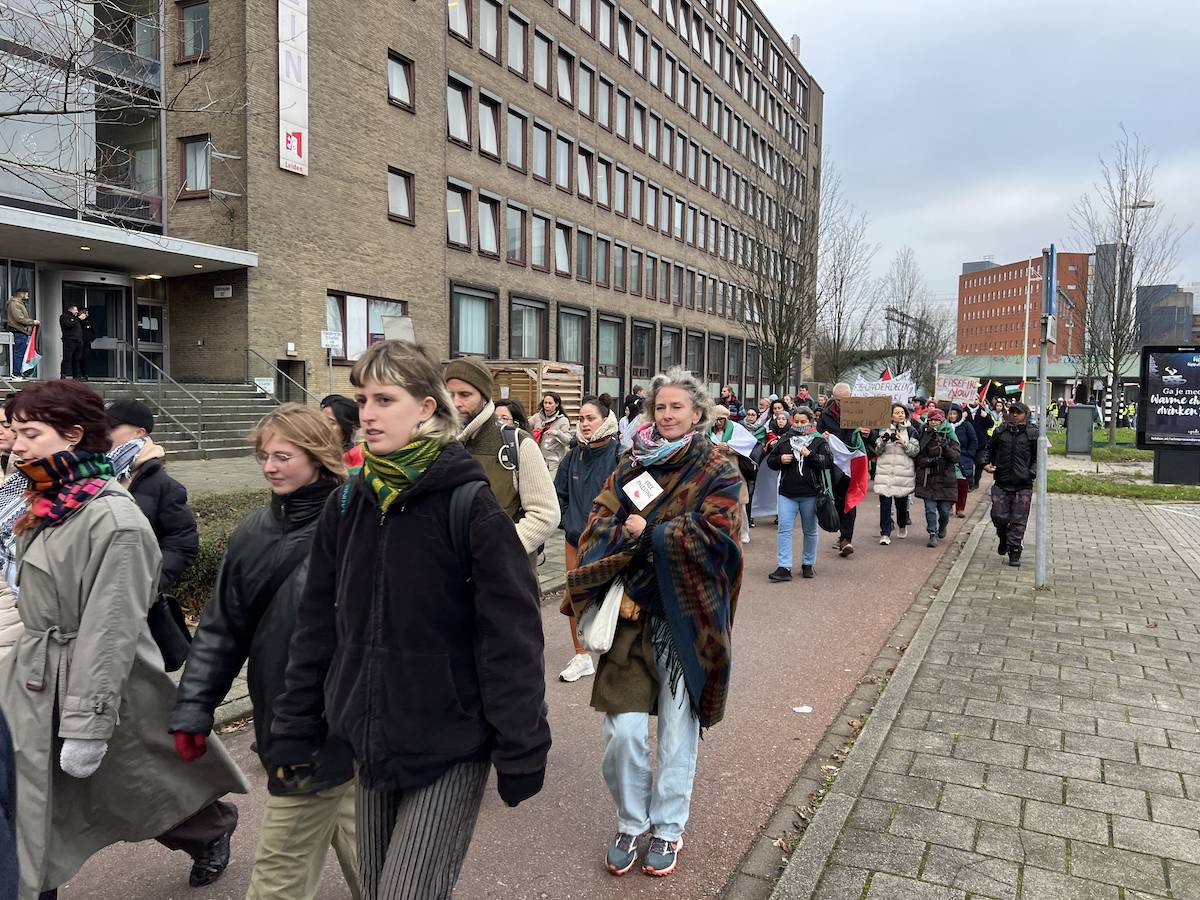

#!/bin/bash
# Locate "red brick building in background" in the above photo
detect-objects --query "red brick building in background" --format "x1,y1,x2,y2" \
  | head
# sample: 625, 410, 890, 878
956, 253, 1088, 362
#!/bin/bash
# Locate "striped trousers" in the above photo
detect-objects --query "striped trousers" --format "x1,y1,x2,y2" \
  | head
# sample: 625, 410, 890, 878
357, 760, 490, 899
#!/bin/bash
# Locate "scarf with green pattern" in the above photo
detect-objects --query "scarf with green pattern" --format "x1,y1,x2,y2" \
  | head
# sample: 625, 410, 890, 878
361, 436, 443, 515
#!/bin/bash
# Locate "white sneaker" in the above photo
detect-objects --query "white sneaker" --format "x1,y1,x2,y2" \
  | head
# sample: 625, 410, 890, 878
559, 653, 595, 683
741, 535, 751, 544
897, 527, 908, 539
879, 535, 891, 545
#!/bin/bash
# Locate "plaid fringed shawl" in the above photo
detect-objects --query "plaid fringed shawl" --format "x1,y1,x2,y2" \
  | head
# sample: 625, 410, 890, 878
565, 436, 743, 728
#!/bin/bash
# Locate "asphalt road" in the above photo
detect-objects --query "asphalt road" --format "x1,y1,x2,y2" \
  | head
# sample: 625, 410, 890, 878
61, 494, 976, 900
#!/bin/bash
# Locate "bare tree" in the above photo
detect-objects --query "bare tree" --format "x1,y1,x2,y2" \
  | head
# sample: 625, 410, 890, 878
0, 0, 245, 226
1070, 127, 1188, 443
880, 247, 952, 394
812, 195, 879, 384
726, 132, 821, 392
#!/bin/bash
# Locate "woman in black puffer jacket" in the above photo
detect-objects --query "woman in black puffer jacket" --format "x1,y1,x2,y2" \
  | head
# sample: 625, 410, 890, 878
554, 396, 621, 684
765, 406, 832, 581
169, 404, 359, 900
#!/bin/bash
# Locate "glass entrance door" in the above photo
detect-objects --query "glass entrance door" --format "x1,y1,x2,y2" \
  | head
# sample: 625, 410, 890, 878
135, 301, 166, 379
63, 282, 131, 380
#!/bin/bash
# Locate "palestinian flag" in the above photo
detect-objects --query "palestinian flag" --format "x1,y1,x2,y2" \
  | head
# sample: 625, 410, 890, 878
880, 367, 893, 381
826, 432, 869, 513
1004, 381, 1024, 395
21, 324, 41, 374
977, 381, 990, 405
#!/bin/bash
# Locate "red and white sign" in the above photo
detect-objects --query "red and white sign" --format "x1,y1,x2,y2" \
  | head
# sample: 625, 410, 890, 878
278, 0, 309, 175
935, 375, 979, 403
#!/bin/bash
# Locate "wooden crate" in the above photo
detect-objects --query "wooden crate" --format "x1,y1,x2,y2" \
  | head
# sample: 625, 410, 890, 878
487, 360, 585, 422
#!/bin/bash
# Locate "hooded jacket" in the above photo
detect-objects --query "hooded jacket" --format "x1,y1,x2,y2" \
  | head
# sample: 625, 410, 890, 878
988, 423, 1040, 490
169, 479, 354, 796
765, 428, 832, 498
554, 418, 622, 547
270, 441, 551, 792
123, 441, 198, 595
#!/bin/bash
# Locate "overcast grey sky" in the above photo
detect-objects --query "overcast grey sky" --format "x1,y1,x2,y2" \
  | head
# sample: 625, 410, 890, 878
758, 0, 1200, 297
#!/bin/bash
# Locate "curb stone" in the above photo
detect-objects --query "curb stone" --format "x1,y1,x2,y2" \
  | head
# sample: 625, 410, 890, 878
767, 513, 991, 900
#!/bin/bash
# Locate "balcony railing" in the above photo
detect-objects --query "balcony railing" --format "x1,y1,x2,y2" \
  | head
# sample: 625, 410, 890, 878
92, 39, 161, 89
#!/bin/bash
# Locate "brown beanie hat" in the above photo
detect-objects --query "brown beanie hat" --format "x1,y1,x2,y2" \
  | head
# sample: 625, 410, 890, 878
444, 357, 493, 402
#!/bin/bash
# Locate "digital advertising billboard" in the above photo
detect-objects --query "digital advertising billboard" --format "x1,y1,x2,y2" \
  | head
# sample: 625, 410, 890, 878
1138, 345, 1200, 450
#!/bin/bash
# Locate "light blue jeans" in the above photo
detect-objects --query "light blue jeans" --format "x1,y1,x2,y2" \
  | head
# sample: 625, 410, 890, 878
924, 498, 952, 536
601, 641, 700, 842
776, 493, 819, 568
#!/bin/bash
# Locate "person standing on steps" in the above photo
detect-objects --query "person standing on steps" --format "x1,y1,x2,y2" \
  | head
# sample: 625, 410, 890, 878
170, 404, 360, 900
0, 380, 246, 900
948, 403, 978, 518
985, 401, 1039, 567
914, 408, 961, 548
271, 341, 550, 900
765, 406, 832, 581
78, 309, 95, 381
444, 357, 559, 570
529, 391, 573, 477
565, 366, 742, 879
554, 396, 621, 684
5, 288, 37, 381
874, 403, 919, 545
58, 305, 84, 380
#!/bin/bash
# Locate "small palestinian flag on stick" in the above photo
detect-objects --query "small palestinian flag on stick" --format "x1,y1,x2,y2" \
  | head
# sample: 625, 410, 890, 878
1004, 381, 1024, 395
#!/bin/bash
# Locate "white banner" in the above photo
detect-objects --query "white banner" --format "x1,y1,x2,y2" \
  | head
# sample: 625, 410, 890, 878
279, 0, 309, 175
935, 375, 979, 403
852, 374, 914, 403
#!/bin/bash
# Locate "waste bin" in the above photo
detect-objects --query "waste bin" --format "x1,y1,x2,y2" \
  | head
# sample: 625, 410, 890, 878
1065, 405, 1096, 456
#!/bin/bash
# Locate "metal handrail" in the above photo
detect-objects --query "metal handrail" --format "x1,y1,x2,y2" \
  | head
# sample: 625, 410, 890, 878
133, 349, 205, 449
245, 349, 319, 405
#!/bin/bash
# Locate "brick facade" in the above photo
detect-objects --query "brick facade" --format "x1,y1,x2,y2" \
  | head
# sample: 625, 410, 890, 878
162, 0, 823, 399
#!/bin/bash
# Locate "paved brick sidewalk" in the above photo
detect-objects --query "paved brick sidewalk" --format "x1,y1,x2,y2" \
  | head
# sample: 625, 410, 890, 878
773, 495, 1200, 899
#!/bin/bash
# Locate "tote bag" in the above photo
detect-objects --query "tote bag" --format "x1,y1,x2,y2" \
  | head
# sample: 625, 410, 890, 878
816, 468, 841, 534
575, 577, 624, 654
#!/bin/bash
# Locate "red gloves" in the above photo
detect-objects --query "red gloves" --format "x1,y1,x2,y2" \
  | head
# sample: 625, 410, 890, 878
174, 732, 208, 763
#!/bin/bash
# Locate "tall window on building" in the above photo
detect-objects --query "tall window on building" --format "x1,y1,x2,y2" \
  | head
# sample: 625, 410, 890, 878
480, 0, 501, 57
575, 230, 592, 281
597, 77, 612, 128
446, 79, 470, 144
596, 158, 611, 207
707, 335, 725, 395
448, 0, 471, 40
180, 135, 210, 195
532, 123, 551, 181
631, 321, 655, 386
578, 64, 594, 117
506, 204, 525, 264
613, 243, 626, 290
597, 0, 613, 48
557, 49, 574, 105
534, 32, 551, 91
661, 327, 681, 370
506, 109, 526, 170
531, 213, 550, 270
445, 183, 470, 248
510, 296, 547, 358
577, 146, 593, 200
387, 168, 413, 223
451, 285, 496, 357
595, 237, 609, 286
613, 167, 627, 215
387, 52, 414, 109
178, 0, 209, 61
478, 95, 500, 158
686, 331, 704, 375
555, 135, 572, 191
507, 13, 527, 75
558, 307, 588, 365
597, 315, 624, 396
477, 195, 500, 256
554, 222, 571, 275
629, 249, 642, 296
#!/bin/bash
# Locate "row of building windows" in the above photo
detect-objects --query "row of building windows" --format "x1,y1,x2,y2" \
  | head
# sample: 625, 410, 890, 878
444, 178, 747, 320
448, 282, 767, 398
453, 0, 808, 180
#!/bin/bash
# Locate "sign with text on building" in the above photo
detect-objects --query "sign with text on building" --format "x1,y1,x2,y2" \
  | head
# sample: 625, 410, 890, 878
320, 330, 343, 352
278, 0, 309, 175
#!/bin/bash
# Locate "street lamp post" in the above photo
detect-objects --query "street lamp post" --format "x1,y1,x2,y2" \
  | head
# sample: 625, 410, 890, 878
1020, 257, 1039, 402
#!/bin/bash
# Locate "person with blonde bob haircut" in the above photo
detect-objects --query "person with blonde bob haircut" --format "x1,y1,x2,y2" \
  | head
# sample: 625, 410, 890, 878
170, 403, 359, 900
566, 366, 743, 879
271, 341, 550, 900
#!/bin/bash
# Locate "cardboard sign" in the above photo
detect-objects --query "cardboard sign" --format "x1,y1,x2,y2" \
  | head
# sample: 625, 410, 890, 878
935, 375, 979, 403
840, 396, 894, 429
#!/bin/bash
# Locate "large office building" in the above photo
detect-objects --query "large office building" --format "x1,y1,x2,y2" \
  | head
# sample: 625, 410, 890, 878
956, 253, 1088, 362
2, 0, 823, 405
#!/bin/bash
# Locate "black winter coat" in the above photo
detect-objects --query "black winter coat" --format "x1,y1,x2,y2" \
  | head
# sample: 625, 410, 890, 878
953, 419, 980, 479
0, 709, 14, 900
765, 429, 832, 498
129, 457, 199, 594
914, 427, 961, 502
963, 405, 994, 456
270, 442, 551, 792
58, 311, 82, 342
170, 479, 354, 796
555, 434, 622, 546
988, 424, 1040, 490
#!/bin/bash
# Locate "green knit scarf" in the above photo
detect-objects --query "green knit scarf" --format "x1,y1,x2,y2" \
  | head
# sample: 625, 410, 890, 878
361, 436, 443, 514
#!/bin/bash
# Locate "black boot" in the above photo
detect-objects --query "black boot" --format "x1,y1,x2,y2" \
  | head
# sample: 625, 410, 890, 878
1008, 548, 1022, 567
996, 534, 1008, 555
769, 566, 792, 582
801, 565, 815, 578
189, 827, 234, 887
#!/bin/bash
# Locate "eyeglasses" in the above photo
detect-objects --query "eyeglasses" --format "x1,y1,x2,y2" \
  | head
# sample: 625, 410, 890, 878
255, 451, 297, 465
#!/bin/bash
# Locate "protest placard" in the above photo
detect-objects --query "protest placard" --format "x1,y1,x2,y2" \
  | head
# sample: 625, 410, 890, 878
840, 396, 894, 428
935, 375, 979, 403
852, 375, 914, 404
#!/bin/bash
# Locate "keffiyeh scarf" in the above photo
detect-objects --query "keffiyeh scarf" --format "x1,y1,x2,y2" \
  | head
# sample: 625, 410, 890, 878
16, 450, 115, 533
361, 435, 443, 515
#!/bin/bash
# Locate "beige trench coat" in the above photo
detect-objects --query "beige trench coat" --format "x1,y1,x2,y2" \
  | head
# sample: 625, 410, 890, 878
0, 480, 247, 898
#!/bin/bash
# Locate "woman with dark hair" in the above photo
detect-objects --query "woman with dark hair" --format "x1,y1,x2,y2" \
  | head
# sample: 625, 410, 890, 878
171, 404, 359, 900
494, 397, 532, 432
529, 391, 572, 475
320, 394, 364, 469
0, 380, 246, 899
566, 366, 743, 878
554, 395, 621, 684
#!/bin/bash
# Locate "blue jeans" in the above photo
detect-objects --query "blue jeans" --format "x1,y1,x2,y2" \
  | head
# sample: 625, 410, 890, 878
601, 639, 699, 842
11, 331, 28, 375
924, 498, 952, 536
878, 495, 910, 536
776, 493, 819, 568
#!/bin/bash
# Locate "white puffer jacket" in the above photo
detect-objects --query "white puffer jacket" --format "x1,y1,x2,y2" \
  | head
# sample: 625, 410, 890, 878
874, 424, 920, 498
0, 576, 22, 658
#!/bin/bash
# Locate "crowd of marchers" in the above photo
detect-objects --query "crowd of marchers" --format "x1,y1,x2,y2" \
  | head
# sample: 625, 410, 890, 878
0, 341, 1040, 900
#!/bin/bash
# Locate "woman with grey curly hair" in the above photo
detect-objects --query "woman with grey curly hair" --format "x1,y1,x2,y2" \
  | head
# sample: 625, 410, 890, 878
565, 366, 743, 878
